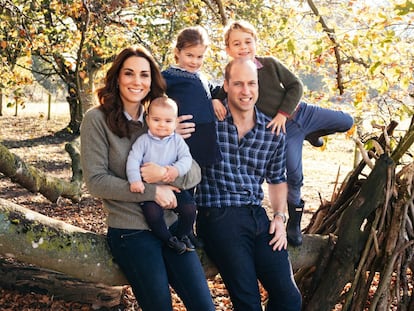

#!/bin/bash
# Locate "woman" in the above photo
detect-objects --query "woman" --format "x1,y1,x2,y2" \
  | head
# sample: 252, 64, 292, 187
80, 46, 215, 311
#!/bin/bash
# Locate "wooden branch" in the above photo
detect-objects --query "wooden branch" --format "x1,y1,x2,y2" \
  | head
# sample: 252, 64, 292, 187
354, 138, 374, 169
65, 139, 82, 183
306, 0, 344, 94
0, 142, 81, 202
0, 198, 126, 286
306, 154, 395, 311
0, 258, 123, 308
306, 121, 400, 235
391, 115, 414, 163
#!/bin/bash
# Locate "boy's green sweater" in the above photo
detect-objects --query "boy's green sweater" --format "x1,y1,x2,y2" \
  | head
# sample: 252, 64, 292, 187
255, 56, 303, 117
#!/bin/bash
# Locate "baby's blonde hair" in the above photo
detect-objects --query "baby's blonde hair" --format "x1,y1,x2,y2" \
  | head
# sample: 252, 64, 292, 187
147, 96, 178, 116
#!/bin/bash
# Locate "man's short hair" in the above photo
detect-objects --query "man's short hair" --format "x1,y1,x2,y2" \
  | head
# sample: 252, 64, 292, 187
224, 59, 257, 82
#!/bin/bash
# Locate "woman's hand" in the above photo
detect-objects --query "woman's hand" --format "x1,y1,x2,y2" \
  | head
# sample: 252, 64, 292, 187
266, 113, 287, 135
176, 115, 195, 139
155, 185, 179, 209
140, 162, 166, 184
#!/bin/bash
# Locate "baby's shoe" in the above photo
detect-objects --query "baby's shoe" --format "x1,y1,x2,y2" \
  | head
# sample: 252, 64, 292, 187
180, 235, 195, 252
168, 236, 186, 254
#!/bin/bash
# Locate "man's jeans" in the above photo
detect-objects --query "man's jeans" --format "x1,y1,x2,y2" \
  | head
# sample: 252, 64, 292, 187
197, 206, 302, 311
286, 102, 354, 205
107, 225, 215, 311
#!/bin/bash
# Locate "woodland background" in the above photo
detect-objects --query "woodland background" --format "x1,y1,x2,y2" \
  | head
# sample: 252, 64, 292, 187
1, 0, 414, 310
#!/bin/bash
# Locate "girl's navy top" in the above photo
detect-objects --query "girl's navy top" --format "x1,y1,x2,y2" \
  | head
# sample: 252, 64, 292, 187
162, 66, 222, 166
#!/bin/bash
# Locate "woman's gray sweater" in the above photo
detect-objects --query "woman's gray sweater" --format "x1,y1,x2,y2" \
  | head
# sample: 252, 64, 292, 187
80, 107, 201, 230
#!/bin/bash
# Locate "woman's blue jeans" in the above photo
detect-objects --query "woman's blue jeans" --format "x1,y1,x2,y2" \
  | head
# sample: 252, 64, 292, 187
286, 102, 354, 205
196, 206, 302, 311
107, 224, 215, 311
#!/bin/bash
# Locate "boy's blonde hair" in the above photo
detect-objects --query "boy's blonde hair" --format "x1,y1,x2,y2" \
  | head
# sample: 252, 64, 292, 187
223, 20, 258, 47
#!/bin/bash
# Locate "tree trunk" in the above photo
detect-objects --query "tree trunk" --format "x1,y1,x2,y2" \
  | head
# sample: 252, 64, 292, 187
0, 198, 328, 286
0, 91, 3, 116
305, 154, 394, 311
0, 258, 124, 308
300, 120, 414, 311
0, 142, 81, 203
80, 66, 98, 114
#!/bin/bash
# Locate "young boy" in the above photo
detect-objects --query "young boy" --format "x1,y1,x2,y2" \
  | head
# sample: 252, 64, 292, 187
214, 20, 354, 246
126, 96, 196, 254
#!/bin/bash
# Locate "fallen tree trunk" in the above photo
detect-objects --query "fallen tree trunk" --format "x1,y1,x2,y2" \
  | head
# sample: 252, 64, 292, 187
0, 258, 124, 308
0, 198, 328, 286
0, 198, 127, 286
0, 141, 81, 203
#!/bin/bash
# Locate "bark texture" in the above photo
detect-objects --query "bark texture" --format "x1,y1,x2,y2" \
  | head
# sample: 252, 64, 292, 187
0, 198, 327, 284
0, 258, 124, 308
299, 120, 414, 311
0, 142, 81, 203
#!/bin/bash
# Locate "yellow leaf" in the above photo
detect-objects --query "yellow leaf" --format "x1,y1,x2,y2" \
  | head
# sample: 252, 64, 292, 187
315, 22, 323, 32
399, 76, 410, 90
346, 125, 356, 139
0, 41, 6, 49
355, 90, 366, 102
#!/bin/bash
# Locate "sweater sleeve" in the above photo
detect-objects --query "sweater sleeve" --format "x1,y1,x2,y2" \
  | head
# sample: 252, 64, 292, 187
171, 134, 194, 176
80, 108, 156, 202
171, 160, 201, 190
125, 136, 145, 183
270, 57, 303, 115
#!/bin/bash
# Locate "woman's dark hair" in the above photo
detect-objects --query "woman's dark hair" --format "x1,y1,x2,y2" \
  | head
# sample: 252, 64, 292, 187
97, 46, 166, 138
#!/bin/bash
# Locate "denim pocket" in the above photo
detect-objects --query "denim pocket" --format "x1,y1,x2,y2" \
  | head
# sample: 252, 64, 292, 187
107, 228, 145, 254
119, 229, 145, 240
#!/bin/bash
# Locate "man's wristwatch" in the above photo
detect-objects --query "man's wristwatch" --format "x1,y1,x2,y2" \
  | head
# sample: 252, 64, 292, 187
273, 212, 287, 224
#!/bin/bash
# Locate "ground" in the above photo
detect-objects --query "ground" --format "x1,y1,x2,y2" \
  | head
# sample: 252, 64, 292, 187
0, 102, 356, 310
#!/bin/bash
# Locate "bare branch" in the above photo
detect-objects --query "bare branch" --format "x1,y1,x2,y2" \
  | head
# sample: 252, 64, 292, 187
306, 0, 344, 94
203, 0, 227, 25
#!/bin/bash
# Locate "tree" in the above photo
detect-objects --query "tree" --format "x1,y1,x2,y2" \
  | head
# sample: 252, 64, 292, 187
0, 0, 227, 133
2, 0, 412, 130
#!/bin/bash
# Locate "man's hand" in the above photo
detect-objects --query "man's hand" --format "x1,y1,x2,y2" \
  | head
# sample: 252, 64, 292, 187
266, 112, 287, 135
268, 216, 288, 251
176, 115, 195, 139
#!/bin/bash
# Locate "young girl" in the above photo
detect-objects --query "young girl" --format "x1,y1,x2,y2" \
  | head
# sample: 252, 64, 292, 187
214, 20, 354, 246
162, 26, 221, 167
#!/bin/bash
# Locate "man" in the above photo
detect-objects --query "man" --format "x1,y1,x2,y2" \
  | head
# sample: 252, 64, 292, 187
195, 59, 302, 311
